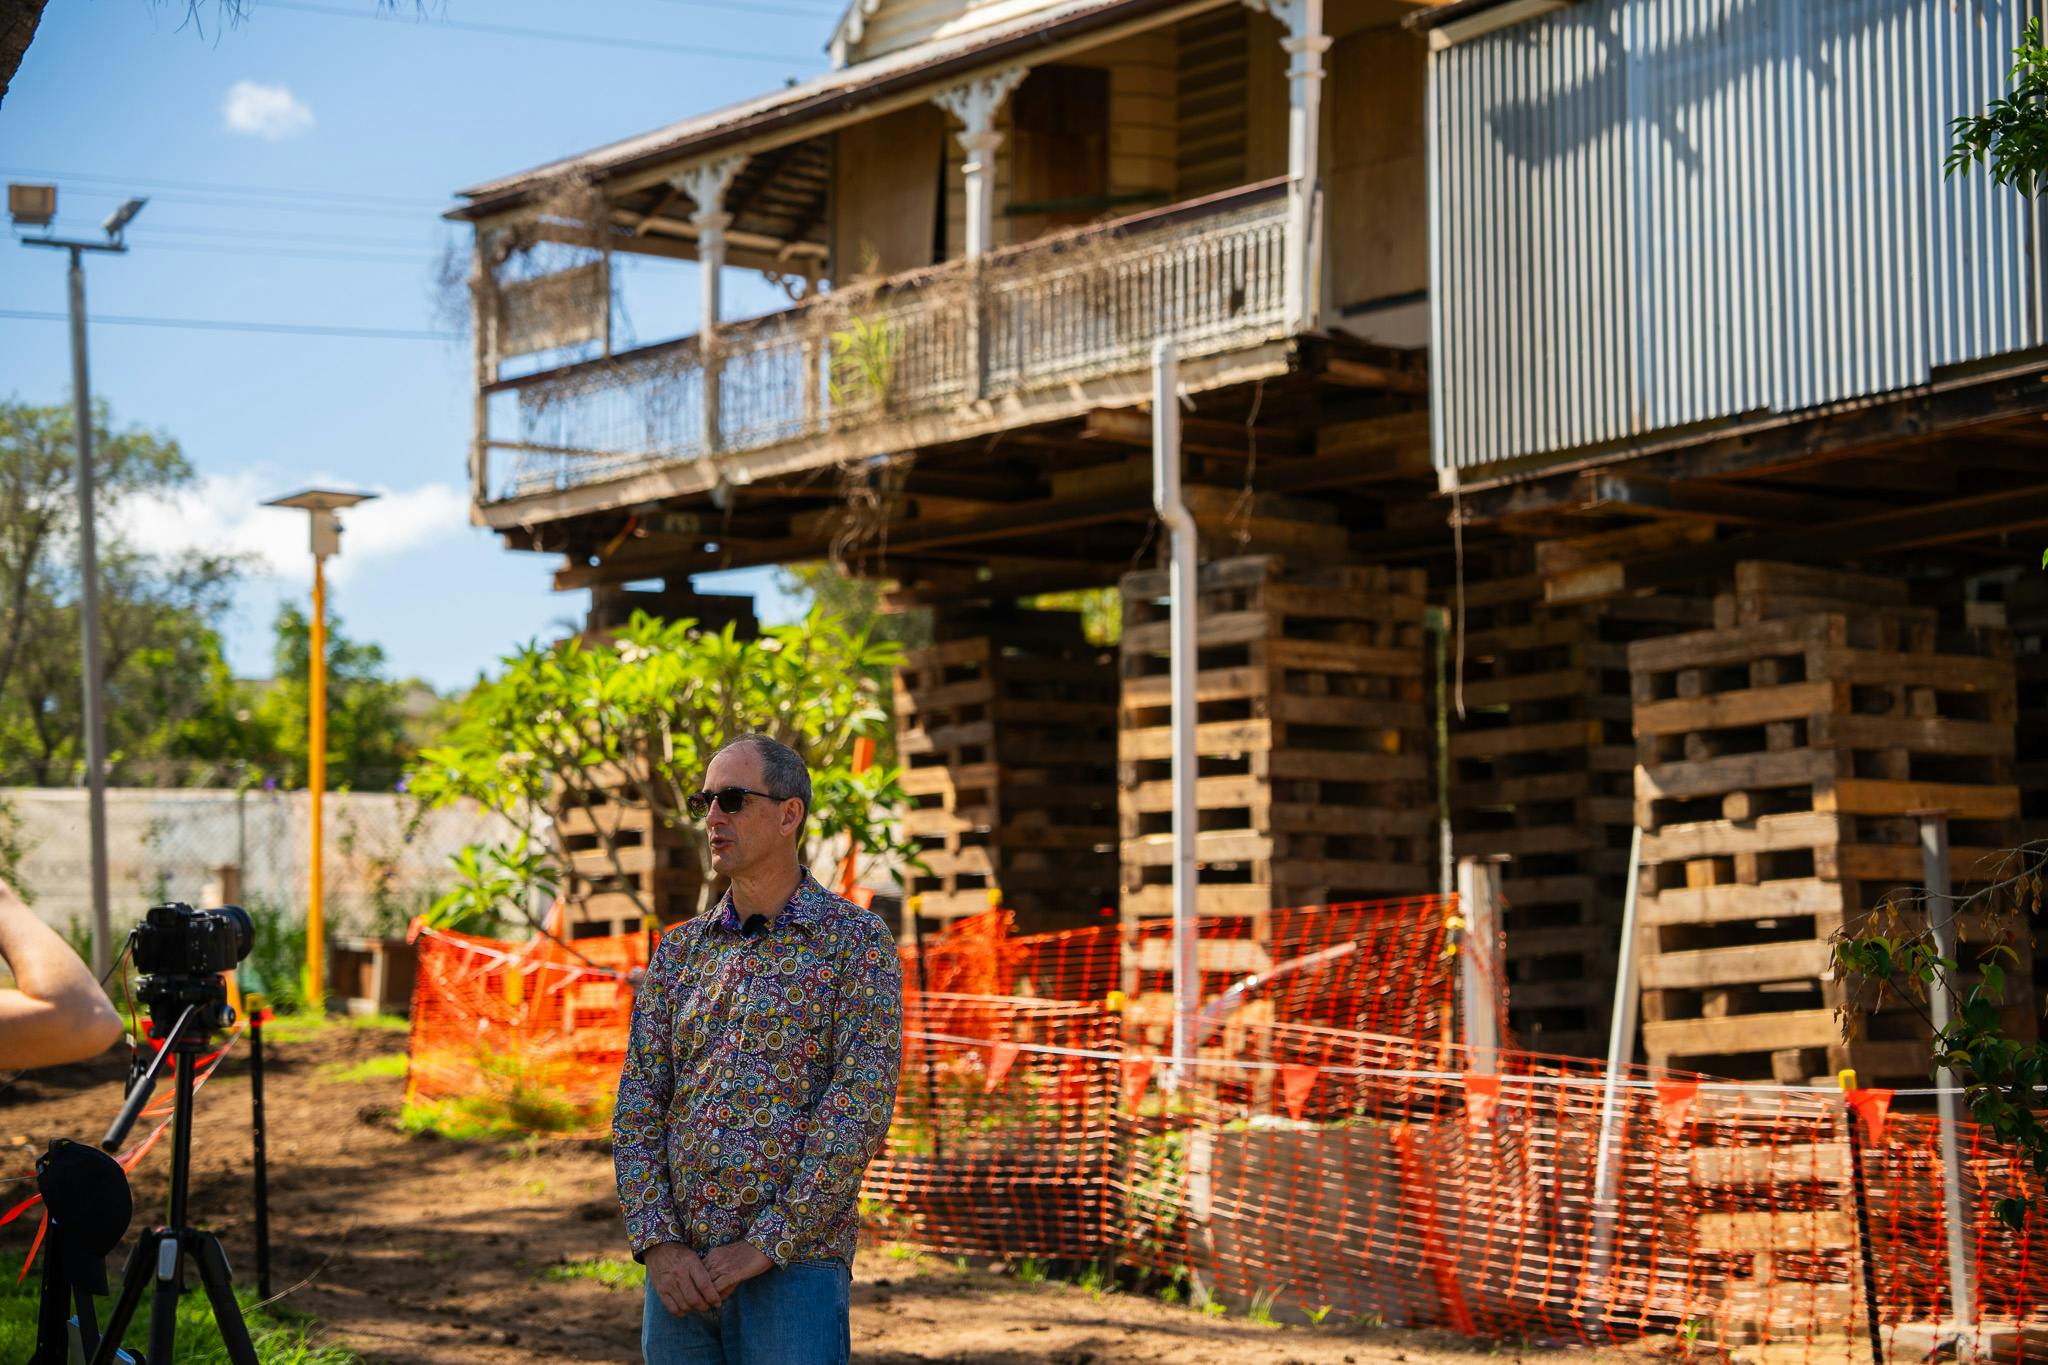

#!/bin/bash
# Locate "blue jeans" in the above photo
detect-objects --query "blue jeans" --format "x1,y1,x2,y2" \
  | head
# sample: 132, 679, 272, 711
641, 1257, 852, 1364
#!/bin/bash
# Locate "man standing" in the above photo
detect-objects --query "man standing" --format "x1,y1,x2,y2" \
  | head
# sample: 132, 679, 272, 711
614, 733, 902, 1364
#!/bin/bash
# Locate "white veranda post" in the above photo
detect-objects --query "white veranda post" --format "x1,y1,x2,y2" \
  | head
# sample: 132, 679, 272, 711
672, 154, 746, 452
1245, 0, 1327, 334
933, 67, 1028, 260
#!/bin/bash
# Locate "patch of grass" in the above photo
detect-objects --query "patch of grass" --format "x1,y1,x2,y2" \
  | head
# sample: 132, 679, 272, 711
884, 1243, 922, 1263
317, 1054, 408, 1083
1307, 1303, 1334, 1325
1246, 1288, 1278, 1326
0, 1253, 362, 1363
541, 1257, 646, 1292
398, 1087, 606, 1143
1015, 1257, 1047, 1284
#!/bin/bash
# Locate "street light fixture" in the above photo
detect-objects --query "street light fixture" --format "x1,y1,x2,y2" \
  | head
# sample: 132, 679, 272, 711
11, 181, 147, 979
262, 489, 376, 1013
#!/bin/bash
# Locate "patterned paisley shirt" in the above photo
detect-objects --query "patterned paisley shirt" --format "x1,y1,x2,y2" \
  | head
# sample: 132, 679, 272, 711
613, 872, 902, 1267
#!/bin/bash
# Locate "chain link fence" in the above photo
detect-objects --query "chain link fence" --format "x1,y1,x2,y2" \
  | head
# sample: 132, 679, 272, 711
2, 787, 517, 940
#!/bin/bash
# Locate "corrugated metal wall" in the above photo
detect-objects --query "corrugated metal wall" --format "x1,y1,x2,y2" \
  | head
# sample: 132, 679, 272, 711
1427, 0, 2047, 474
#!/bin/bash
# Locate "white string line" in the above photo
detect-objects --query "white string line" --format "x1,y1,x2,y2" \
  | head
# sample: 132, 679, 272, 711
414, 933, 2006, 1103
905, 1029, 1997, 1101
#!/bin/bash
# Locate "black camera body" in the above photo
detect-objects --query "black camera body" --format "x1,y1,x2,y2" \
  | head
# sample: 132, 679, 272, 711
131, 903, 254, 1030
132, 902, 252, 980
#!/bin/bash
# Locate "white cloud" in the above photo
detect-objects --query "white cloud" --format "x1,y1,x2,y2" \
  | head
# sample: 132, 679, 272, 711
111, 472, 470, 588
222, 81, 314, 140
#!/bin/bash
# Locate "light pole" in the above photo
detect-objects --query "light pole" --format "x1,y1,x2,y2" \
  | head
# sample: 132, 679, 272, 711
11, 182, 146, 978
262, 489, 375, 1012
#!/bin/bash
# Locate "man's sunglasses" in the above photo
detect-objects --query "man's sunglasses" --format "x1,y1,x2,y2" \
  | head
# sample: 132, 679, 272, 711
684, 786, 782, 820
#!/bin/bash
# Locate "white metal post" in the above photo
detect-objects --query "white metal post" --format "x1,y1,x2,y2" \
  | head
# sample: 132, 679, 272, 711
1919, 812, 1975, 1331
1151, 340, 1199, 1085
1455, 855, 1501, 1073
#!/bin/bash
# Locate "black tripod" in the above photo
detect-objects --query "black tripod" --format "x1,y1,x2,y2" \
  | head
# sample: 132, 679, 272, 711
84, 1002, 260, 1365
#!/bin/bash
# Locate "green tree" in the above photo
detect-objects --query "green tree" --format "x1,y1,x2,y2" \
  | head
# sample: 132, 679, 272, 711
407, 608, 919, 927
0, 399, 248, 786
1948, 19, 2048, 194
248, 603, 418, 790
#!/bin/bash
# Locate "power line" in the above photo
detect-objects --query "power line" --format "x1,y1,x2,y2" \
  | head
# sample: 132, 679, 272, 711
0, 309, 458, 340
39, 219, 441, 251
642, 0, 848, 20
0, 165, 443, 209
262, 1, 827, 65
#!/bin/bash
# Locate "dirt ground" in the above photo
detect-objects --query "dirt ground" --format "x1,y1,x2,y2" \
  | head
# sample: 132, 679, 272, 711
0, 1023, 1621, 1364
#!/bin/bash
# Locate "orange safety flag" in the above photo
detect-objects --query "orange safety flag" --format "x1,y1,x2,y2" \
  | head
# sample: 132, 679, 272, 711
1120, 1057, 1154, 1109
1281, 1063, 1320, 1121
1847, 1087, 1894, 1143
1464, 1073, 1501, 1124
985, 1041, 1020, 1092
1656, 1078, 1701, 1138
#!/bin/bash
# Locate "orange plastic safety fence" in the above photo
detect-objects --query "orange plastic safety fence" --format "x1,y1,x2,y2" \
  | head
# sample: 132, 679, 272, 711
407, 899, 2048, 1359
407, 923, 647, 1121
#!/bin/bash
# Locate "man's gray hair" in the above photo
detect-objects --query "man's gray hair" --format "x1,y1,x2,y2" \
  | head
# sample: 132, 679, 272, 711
716, 733, 812, 818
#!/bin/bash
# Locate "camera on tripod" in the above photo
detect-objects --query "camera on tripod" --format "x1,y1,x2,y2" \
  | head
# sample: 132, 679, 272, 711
130, 902, 254, 1027
30, 903, 269, 1365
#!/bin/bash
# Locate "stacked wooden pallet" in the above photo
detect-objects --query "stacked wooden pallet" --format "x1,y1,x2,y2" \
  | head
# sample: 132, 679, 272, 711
896, 605, 1118, 936
1629, 562, 2027, 1088
1115, 556, 1433, 1028
553, 769, 701, 937
1448, 569, 1710, 1058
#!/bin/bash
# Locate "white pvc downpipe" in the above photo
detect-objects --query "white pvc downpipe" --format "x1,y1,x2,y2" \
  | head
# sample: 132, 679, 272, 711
1587, 824, 1644, 1327
1152, 339, 1199, 1086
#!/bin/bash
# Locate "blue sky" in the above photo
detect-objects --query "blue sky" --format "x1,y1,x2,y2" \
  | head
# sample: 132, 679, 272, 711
1, 0, 830, 691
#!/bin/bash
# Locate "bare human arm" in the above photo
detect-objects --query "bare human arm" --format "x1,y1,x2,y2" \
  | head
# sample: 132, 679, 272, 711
0, 878, 122, 1068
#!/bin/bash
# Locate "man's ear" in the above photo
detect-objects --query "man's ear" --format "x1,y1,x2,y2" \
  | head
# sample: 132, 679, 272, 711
782, 798, 804, 839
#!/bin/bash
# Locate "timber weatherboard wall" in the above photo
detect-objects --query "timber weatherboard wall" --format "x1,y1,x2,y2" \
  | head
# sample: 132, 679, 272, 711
1426, 0, 2048, 476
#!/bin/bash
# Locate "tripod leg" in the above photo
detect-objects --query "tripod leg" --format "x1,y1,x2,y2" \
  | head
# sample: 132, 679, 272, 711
191, 1232, 261, 1365
88, 1231, 157, 1365
32, 1238, 68, 1365
147, 1235, 179, 1365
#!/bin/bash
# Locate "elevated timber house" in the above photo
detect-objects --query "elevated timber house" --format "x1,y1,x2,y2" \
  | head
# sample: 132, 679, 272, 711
449, 0, 2048, 1082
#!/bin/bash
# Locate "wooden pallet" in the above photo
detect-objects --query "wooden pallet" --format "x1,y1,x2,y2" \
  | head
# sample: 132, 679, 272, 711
1628, 564, 2027, 1087
553, 788, 701, 936
1447, 566, 1711, 1057
897, 605, 1118, 936
1117, 556, 1433, 929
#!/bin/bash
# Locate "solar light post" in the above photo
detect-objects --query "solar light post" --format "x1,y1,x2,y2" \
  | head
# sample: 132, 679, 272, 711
262, 489, 376, 1011
11, 182, 146, 978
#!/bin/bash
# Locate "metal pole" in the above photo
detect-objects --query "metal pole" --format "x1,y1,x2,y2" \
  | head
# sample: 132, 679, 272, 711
1840, 1069, 1887, 1365
1151, 340, 1198, 1085
1918, 813, 1974, 1331
249, 1010, 272, 1300
1455, 856, 1500, 1073
67, 245, 112, 980
1586, 825, 1645, 1326
307, 554, 327, 1010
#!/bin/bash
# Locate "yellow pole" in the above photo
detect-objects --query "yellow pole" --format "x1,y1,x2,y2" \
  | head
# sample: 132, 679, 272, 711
307, 553, 327, 1012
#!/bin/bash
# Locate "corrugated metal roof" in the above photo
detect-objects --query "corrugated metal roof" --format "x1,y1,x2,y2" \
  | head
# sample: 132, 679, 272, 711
448, 0, 1196, 220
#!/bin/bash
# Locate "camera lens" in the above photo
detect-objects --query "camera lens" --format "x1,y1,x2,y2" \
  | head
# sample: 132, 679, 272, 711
217, 905, 255, 964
